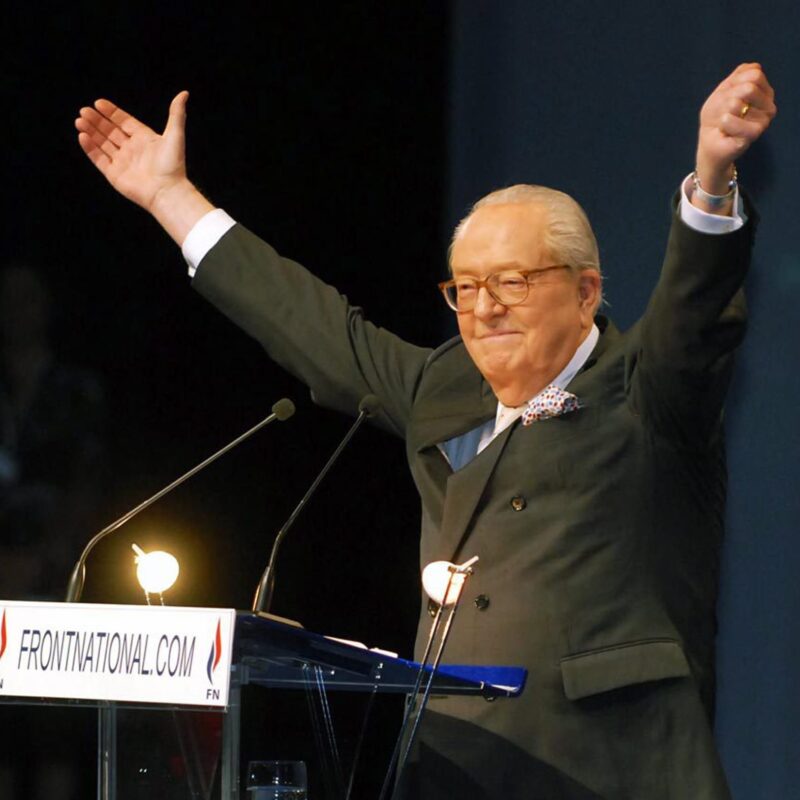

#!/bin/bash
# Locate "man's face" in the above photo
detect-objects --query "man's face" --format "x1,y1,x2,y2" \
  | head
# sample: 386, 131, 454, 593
450, 203, 600, 407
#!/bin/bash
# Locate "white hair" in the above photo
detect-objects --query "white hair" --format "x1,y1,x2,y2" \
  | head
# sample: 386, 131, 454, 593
450, 184, 602, 281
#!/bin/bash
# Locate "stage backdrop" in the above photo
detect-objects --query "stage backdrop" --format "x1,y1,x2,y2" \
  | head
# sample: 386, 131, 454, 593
447, 2, 799, 797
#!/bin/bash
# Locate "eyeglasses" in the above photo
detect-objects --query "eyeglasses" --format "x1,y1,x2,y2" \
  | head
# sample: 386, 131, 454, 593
438, 265, 571, 312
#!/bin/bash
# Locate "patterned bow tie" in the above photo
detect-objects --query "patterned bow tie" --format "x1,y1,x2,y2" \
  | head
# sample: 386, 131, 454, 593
521, 385, 579, 426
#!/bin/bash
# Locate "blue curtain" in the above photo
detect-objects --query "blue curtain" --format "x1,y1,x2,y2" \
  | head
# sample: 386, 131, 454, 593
448, 2, 800, 796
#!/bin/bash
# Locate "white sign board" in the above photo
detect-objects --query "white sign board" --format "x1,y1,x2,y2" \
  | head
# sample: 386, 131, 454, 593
0, 601, 235, 708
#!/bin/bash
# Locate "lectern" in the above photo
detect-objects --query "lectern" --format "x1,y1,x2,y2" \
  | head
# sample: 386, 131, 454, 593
0, 601, 526, 798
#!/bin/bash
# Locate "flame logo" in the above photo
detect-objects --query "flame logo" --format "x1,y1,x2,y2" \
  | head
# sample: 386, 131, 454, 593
0, 609, 6, 660
206, 619, 222, 684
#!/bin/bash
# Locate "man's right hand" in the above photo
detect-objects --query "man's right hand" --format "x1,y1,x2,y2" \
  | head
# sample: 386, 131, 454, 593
76, 92, 214, 246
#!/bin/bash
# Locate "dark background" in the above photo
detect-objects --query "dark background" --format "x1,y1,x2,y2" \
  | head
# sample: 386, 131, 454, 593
4, 2, 447, 631
3, 1, 799, 798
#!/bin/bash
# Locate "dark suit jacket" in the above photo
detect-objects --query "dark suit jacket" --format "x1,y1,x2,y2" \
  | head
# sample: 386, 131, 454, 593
193, 201, 755, 799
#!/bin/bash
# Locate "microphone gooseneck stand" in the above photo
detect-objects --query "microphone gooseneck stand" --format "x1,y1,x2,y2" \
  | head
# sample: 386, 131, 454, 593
250, 394, 382, 800
379, 556, 479, 800
251, 394, 381, 615
64, 398, 296, 603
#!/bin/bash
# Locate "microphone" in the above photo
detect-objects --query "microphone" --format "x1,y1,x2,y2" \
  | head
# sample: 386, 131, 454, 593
65, 398, 296, 603
252, 394, 381, 614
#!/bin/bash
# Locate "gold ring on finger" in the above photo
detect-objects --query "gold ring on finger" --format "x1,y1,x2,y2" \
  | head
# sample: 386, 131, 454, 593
740, 103, 751, 118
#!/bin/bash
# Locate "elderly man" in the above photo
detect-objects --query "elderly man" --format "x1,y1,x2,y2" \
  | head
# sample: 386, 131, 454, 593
76, 63, 775, 798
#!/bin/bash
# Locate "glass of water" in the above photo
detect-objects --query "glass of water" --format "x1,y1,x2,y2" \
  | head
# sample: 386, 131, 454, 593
247, 760, 308, 799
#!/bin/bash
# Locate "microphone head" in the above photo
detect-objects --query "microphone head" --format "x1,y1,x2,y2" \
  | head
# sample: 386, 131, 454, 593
358, 394, 382, 418
272, 398, 296, 421
422, 560, 467, 607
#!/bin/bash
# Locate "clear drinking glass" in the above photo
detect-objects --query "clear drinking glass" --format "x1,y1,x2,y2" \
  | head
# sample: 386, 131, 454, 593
246, 760, 308, 799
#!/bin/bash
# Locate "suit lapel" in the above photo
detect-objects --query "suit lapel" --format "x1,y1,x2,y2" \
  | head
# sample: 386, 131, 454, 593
410, 358, 515, 561
439, 422, 515, 561
407, 344, 500, 557
412, 365, 497, 450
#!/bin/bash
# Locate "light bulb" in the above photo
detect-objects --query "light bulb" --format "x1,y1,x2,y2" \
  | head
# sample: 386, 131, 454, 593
132, 543, 180, 594
422, 560, 467, 607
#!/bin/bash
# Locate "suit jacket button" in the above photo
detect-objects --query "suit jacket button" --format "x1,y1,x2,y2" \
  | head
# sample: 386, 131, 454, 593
474, 594, 490, 611
510, 495, 526, 511
427, 599, 439, 617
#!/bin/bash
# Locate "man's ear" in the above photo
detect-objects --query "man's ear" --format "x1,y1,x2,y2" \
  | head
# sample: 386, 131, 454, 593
578, 269, 602, 315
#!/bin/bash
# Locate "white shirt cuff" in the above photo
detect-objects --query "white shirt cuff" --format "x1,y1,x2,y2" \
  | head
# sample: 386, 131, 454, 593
679, 173, 746, 235
182, 209, 237, 277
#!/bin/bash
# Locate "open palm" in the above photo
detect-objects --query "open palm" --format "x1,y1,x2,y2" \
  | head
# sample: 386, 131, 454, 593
75, 92, 188, 212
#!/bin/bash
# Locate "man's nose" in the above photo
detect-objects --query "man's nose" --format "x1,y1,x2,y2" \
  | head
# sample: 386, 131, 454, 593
473, 286, 505, 320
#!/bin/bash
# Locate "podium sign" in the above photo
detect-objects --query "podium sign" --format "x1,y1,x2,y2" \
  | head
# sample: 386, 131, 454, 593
0, 601, 235, 707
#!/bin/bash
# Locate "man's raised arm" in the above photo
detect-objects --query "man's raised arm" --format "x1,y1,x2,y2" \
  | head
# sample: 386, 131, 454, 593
75, 91, 213, 245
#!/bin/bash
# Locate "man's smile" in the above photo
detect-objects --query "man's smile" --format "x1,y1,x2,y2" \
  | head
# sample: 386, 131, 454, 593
475, 329, 521, 340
